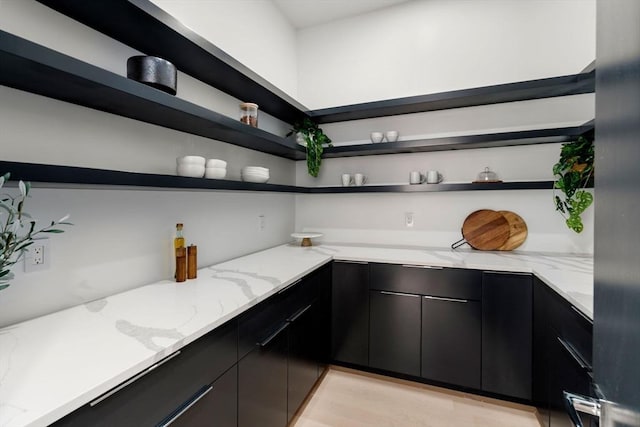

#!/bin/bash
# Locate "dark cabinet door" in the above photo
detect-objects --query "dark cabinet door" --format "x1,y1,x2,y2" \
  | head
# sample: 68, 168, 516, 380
533, 278, 594, 427
287, 302, 319, 423
316, 263, 332, 375
481, 272, 533, 400
166, 365, 238, 427
331, 261, 369, 366
547, 332, 594, 427
238, 322, 289, 427
369, 290, 421, 376
421, 296, 481, 389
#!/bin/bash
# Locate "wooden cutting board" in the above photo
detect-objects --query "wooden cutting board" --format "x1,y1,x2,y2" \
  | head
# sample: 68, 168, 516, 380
461, 209, 511, 250
497, 210, 528, 251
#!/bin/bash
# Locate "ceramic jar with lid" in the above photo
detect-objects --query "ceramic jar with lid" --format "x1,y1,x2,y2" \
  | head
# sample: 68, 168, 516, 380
240, 102, 258, 127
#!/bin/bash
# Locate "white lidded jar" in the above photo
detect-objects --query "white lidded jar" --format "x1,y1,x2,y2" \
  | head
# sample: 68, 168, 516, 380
239, 102, 259, 127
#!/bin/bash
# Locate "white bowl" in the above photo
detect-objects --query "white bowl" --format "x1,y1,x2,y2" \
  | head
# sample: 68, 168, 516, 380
385, 130, 399, 142
177, 164, 205, 177
206, 158, 227, 168
204, 167, 227, 179
242, 166, 269, 174
177, 155, 205, 165
370, 132, 384, 143
242, 170, 269, 177
242, 174, 269, 183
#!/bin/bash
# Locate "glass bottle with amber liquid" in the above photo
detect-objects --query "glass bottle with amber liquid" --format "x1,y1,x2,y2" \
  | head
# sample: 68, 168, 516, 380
174, 223, 186, 282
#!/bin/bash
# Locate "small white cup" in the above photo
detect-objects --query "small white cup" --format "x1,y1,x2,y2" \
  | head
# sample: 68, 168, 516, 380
426, 170, 443, 184
409, 171, 425, 184
341, 173, 353, 186
385, 131, 399, 142
370, 132, 384, 143
354, 173, 367, 186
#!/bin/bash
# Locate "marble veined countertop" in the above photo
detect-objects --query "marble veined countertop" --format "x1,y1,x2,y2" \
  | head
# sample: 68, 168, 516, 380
0, 243, 592, 427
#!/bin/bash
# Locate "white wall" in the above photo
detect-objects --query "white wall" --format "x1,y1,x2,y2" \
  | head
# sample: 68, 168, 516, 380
0, 1, 297, 327
151, 0, 300, 100
297, 0, 596, 109
293, 0, 595, 254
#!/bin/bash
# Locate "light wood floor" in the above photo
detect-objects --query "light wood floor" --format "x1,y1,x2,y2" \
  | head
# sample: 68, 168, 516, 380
292, 367, 542, 427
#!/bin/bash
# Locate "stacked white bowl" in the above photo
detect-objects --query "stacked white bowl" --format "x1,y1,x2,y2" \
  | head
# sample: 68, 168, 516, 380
241, 166, 270, 183
176, 156, 205, 177
205, 159, 227, 179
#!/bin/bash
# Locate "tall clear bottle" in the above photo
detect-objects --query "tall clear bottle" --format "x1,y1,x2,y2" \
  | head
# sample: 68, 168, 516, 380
174, 223, 185, 281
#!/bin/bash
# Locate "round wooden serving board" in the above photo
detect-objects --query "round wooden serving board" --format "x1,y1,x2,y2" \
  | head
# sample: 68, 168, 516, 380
497, 210, 528, 251
461, 209, 511, 251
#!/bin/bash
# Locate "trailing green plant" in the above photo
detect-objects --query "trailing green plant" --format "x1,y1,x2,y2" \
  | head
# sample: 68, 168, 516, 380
553, 136, 594, 233
287, 118, 332, 177
0, 173, 72, 291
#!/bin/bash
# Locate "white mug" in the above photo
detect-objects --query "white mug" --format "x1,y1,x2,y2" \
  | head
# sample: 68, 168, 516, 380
341, 173, 353, 186
354, 173, 367, 186
426, 170, 443, 184
385, 130, 399, 142
409, 171, 425, 184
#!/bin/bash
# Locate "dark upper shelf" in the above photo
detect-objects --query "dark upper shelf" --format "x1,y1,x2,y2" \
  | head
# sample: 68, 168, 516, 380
0, 30, 306, 161
323, 121, 594, 158
1, 161, 564, 194
308, 71, 596, 123
35, 0, 596, 127
36, 0, 309, 125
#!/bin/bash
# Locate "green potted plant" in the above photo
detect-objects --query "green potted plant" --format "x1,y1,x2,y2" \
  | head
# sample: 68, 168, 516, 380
1, 173, 72, 290
553, 135, 594, 233
287, 118, 332, 177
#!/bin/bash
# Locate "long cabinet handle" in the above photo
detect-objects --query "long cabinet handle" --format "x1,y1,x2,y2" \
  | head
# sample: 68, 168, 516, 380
557, 336, 592, 371
571, 305, 593, 325
379, 291, 420, 298
423, 295, 468, 303
277, 279, 302, 294
90, 350, 182, 407
337, 260, 368, 265
402, 264, 444, 270
287, 304, 313, 323
159, 385, 214, 427
258, 322, 289, 348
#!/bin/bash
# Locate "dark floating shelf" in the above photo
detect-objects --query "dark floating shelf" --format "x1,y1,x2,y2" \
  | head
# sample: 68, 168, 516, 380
0, 161, 565, 194
36, 0, 309, 125
0, 31, 306, 161
308, 181, 556, 193
323, 121, 595, 158
0, 161, 301, 193
308, 71, 596, 123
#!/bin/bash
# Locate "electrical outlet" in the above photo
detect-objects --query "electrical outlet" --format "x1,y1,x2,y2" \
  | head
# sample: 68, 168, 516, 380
258, 214, 266, 231
24, 237, 50, 272
405, 212, 414, 228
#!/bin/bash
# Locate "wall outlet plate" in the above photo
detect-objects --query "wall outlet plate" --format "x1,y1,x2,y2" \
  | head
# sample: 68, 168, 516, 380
24, 237, 50, 273
405, 212, 414, 228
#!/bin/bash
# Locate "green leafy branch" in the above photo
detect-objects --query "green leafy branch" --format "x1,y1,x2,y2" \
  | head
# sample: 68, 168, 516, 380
553, 136, 594, 233
0, 173, 72, 290
287, 118, 333, 177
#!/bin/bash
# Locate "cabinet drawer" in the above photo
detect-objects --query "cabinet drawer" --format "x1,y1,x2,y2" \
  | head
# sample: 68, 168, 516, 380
52, 319, 237, 427
238, 293, 288, 359
370, 263, 481, 300
542, 283, 593, 368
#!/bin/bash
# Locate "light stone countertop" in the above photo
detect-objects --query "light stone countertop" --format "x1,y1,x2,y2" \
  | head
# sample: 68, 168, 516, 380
0, 243, 593, 427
